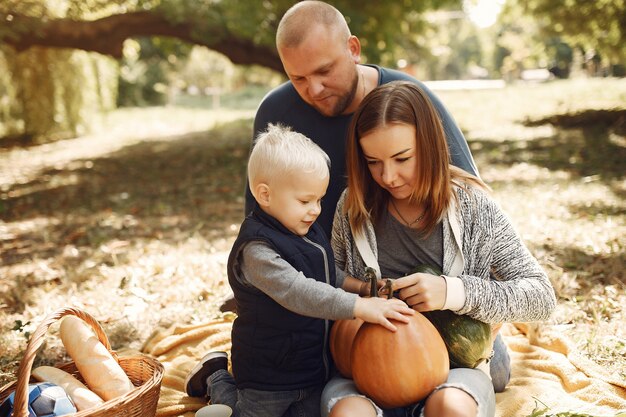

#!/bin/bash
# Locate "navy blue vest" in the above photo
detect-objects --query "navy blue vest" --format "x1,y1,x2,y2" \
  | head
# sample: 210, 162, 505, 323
227, 205, 337, 390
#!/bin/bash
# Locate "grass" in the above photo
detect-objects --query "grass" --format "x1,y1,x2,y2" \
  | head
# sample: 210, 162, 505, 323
0, 78, 625, 397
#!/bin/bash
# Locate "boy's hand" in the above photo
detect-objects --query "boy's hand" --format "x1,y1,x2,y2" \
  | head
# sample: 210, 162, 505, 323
353, 297, 414, 332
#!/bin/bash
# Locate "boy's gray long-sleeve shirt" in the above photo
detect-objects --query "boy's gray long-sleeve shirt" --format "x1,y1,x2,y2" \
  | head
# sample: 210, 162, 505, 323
231, 242, 357, 320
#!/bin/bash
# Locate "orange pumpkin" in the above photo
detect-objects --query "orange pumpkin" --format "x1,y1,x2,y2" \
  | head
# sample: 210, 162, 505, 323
330, 268, 379, 378
329, 317, 364, 378
351, 311, 449, 409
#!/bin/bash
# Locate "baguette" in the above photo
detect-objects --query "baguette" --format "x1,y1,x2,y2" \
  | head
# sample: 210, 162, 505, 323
32, 366, 104, 411
59, 316, 134, 401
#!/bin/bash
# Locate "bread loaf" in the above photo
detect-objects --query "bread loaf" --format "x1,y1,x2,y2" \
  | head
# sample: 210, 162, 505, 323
32, 366, 104, 411
59, 316, 134, 401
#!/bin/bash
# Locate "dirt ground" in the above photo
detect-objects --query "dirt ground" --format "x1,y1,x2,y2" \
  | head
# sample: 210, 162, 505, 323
1, 80, 624, 390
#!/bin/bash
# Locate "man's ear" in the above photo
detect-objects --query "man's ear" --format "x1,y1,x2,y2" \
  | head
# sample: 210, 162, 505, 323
347, 35, 362, 63
255, 183, 271, 207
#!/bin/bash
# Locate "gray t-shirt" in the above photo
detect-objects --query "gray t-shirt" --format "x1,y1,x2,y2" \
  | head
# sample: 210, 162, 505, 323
375, 209, 444, 278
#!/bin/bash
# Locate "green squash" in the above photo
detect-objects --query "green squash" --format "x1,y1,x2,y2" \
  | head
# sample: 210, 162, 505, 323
412, 265, 492, 369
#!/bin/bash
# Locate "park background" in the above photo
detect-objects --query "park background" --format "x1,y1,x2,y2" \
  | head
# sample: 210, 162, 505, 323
0, 0, 624, 414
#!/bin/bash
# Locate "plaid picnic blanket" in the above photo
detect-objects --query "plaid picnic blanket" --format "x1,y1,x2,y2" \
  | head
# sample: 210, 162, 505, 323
140, 318, 626, 417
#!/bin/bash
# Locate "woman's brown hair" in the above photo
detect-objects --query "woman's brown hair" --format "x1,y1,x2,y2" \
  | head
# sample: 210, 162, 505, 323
345, 80, 486, 234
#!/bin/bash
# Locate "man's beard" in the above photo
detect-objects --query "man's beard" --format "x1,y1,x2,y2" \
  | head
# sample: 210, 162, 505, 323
315, 69, 359, 117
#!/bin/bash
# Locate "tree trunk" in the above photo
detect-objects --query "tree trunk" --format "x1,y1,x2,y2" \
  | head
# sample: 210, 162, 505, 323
1, 11, 284, 72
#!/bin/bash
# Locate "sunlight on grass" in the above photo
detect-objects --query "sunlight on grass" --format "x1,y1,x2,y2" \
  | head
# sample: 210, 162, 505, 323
102, 107, 254, 139
437, 78, 626, 140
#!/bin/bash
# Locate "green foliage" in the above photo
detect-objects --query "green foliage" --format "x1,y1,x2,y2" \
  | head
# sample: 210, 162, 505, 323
4, 47, 55, 137
0, 0, 119, 140
410, 14, 486, 80
151, 0, 463, 65
545, 38, 573, 78
11, 319, 32, 340
117, 37, 191, 106
173, 48, 245, 94
520, 0, 625, 69
0, 49, 20, 137
334, 0, 462, 66
141, 0, 463, 68
0, 45, 117, 141
494, 1, 576, 79
1, 0, 464, 67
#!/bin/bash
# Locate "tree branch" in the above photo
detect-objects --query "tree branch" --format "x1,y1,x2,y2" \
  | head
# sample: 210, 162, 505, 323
1, 11, 284, 72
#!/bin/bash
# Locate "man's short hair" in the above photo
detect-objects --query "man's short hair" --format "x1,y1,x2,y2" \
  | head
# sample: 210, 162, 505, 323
248, 124, 330, 190
276, 1, 350, 49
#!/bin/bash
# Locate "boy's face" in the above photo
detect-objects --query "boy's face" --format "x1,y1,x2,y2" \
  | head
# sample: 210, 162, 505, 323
262, 171, 329, 236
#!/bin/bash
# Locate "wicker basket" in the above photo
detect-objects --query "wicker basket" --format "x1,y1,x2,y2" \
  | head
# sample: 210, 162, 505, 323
0, 307, 164, 417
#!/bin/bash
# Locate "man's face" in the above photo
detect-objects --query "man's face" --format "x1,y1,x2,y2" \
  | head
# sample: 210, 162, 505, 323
279, 25, 361, 117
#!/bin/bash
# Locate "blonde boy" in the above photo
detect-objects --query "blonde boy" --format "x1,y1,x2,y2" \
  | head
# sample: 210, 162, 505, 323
184, 124, 413, 417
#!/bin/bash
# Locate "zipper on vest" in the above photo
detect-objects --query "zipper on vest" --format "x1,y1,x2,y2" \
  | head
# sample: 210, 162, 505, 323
302, 236, 331, 380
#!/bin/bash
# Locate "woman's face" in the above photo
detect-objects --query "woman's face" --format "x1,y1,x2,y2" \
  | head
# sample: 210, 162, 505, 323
359, 123, 418, 200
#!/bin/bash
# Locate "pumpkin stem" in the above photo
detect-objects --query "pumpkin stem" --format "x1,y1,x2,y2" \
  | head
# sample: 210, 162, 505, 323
381, 279, 393, 299
364, 267, 378, 298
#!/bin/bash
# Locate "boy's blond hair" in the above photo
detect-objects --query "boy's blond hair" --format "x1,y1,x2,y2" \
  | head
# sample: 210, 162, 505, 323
248, 124, 330, 192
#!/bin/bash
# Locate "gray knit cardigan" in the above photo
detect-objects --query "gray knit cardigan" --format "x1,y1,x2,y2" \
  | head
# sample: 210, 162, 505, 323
331, 185, 557, 324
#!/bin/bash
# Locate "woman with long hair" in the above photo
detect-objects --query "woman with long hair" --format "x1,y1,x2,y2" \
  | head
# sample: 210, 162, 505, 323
323, 81, 556, 417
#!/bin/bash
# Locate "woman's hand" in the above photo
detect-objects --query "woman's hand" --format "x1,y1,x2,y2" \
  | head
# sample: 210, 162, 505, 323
392, 272, 447, 312
353, 297, 414, 332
